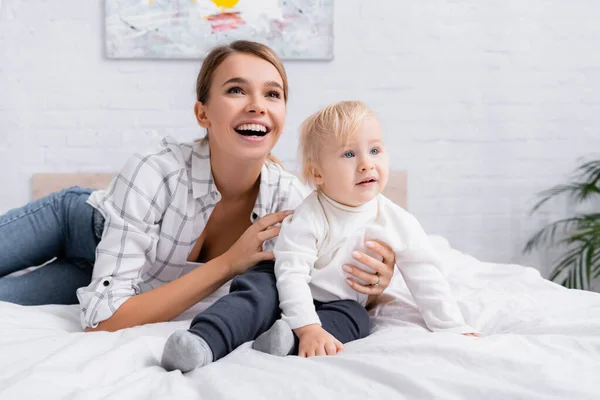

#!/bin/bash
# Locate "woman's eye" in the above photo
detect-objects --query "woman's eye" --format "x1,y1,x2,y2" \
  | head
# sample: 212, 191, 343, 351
227, 87, 244, 94
370, 148, 380, 155
266, 91, 281, 99
342, 151, 355, 158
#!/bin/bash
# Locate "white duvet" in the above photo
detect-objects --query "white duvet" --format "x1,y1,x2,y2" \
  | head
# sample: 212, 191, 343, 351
1, 236, 599, 400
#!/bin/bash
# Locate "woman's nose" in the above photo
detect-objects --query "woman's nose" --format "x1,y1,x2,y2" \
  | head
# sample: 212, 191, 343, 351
244, 100, 266, 115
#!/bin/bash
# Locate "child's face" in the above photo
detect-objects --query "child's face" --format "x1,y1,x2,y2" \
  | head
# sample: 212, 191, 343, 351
313, 117, 389, 207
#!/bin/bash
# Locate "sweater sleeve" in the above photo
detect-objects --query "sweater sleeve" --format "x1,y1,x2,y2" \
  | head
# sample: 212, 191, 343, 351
274, 194, 323, 329
386, 202, 476, 334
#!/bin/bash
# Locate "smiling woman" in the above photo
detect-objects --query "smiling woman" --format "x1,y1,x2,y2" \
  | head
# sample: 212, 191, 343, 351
0, 40, 301, 324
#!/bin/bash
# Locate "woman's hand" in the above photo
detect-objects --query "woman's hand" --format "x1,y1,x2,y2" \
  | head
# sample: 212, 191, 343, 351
294, 324, 344, 357
343, 240, 395, 303
222, 210, 293, 276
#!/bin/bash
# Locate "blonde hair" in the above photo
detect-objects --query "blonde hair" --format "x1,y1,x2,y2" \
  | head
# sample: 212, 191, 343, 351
196, 40, 287, 166
299, 101, 377, 184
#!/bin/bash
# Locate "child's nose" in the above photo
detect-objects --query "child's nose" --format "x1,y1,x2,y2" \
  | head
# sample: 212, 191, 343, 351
358, 159, 374, 171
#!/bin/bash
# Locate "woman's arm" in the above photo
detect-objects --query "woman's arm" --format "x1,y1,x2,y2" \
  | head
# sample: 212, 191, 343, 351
88, 210, 292, 332
78, 150, 174, 330
87, 254, 233, 332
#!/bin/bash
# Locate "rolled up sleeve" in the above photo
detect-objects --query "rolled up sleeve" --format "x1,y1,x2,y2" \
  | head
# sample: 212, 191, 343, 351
77, 152, 172, 329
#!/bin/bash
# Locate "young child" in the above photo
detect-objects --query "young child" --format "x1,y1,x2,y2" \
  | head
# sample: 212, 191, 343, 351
253, 101, 481, 358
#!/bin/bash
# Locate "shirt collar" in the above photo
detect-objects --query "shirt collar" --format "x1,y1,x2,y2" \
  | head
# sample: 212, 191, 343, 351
191, 140, 221, 202
251, 162, 277, 223
319, 191, 379, 213
191, 140, 277, 223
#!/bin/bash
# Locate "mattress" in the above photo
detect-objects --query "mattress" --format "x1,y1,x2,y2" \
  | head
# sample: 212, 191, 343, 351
0, 236, 598, 399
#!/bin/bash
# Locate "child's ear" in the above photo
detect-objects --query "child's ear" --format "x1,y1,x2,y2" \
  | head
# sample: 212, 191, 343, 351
311, 165, 324, 185
194, 101, 211, 129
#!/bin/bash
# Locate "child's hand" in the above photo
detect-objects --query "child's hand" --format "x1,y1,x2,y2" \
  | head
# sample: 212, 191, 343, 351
294, 324, 344, 357
462, 332, 483, 337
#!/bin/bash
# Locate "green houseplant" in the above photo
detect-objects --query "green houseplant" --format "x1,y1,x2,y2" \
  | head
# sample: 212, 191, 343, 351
524, 159, 600, 290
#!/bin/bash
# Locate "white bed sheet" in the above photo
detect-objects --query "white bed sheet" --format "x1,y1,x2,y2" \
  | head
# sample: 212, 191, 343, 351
1, 236, 599, 400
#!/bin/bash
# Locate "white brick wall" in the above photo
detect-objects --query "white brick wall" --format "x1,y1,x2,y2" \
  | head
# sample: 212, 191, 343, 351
1, 0, 599, 278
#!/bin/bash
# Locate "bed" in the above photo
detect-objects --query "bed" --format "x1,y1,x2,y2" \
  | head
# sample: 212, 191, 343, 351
0, 173, 598, 399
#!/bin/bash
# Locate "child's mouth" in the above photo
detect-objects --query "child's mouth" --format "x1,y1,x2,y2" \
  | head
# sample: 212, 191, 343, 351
357, 177, 377, 186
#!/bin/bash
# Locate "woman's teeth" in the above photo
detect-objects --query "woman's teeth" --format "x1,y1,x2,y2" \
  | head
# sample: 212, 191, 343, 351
235, 124, 268, 136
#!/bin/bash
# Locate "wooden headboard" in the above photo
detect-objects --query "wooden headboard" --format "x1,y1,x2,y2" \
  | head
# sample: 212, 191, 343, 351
32, 173, 116, 200
32, 171, 408, 208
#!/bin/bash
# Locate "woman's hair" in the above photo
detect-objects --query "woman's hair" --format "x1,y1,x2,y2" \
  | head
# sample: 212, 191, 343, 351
196, 40, 288, 165
299, 101, 377, 185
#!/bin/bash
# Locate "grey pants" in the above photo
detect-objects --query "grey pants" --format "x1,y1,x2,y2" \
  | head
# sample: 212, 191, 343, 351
188, 261, 372, 360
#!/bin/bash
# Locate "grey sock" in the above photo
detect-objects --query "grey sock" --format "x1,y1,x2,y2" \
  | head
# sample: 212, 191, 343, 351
252, 319, 295, 357
161, 330, 213, 372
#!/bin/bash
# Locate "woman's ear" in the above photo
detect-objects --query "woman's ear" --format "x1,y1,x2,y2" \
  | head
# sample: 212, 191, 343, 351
194, 101, 211, 129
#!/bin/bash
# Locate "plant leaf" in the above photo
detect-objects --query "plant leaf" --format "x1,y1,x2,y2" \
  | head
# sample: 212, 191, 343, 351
549, 246, 581, 281
524, 216, 591, 253
525, 157, 600, 291
576, 159, 600, 185
530, 158, 600, 214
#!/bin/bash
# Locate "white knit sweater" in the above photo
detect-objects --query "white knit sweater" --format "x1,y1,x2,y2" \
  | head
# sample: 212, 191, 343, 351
274, 191, 474, 334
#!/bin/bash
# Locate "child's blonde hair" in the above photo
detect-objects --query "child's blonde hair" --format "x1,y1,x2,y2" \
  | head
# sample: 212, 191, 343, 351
299, 101, 377, 185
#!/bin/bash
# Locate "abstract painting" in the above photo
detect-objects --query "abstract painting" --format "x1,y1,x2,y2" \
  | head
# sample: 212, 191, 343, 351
105, 0, 334, 60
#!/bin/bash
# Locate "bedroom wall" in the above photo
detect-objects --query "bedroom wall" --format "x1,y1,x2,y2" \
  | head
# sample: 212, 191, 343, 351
1, 1, 599, 279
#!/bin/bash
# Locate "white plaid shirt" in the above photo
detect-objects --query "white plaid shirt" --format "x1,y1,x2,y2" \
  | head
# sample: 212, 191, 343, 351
77, 137, 309, 329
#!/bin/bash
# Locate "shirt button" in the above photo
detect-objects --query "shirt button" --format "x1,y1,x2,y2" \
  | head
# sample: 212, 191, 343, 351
252, 212, 258, 220
103, 280, 110, 287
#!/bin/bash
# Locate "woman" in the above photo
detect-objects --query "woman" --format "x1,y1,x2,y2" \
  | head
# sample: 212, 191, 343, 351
0, 41, 395, 345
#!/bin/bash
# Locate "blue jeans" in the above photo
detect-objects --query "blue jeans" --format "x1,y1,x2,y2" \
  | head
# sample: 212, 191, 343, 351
0, 187, 104, 305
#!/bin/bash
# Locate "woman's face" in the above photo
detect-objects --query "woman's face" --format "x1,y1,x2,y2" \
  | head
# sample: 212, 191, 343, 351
195, 53, 287, 162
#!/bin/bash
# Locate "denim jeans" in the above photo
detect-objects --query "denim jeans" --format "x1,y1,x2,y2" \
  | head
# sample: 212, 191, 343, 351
0, 187, 104, 305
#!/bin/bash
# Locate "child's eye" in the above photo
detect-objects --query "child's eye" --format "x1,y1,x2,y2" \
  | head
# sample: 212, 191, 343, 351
227, 87, 244, 94
370, 148, 380, 155
342, 151, 355, 158
266, 91, 281, 99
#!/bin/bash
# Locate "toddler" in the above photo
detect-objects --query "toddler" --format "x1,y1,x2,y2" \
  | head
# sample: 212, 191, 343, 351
253, 101, 480, 358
